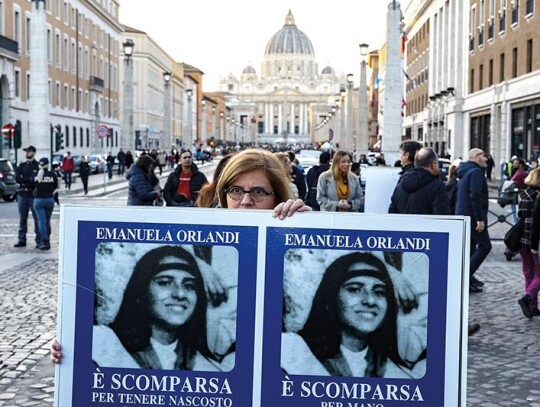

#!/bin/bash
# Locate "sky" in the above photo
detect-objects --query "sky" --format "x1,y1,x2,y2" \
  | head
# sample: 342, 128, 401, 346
119, 0, 392, 91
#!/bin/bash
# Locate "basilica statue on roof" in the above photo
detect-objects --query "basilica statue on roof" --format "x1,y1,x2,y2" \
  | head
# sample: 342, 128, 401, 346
218, 10, 346, 144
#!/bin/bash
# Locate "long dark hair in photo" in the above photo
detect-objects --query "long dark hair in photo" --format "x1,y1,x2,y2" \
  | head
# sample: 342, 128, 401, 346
109, 245, 211, 369
298, 251, 404, 377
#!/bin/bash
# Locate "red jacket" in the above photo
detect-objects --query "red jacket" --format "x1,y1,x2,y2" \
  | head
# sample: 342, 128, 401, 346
62, 156, 75, 172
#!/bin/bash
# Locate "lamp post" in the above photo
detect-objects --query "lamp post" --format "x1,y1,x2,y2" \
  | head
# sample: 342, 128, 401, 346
211, 106, 216, 142
186, 89, 193, 150
163, 71, 172, 151
29, 0, 49, 158
201, 99, 207, 147
122, 39, 135, 151
219, 111, 224, 142
346, 73, 354, 153
358, 42, 369, 155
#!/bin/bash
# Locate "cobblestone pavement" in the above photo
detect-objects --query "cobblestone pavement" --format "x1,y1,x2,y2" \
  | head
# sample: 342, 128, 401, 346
1, 217, 539, 406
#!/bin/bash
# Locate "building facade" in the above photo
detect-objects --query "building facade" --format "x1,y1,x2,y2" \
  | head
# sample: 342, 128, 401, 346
218, 10, 347, 145
402, 0, 539, 174
0, 0, 123, 160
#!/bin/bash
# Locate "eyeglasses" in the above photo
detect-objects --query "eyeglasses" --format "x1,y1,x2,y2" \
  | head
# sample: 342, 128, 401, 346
225, 186, 275, 202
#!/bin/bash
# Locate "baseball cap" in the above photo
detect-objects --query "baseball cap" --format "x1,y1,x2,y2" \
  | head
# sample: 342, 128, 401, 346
38, 157, 49, 166
23, 145, 36, 152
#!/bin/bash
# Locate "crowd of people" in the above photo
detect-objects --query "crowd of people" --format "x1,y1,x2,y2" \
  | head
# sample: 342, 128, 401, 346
9, 139, 536, 376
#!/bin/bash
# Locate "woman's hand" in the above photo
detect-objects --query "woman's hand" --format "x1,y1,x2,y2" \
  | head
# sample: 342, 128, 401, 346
272, 199, 312, 220
51, 339, 62, 364
337, 199, 351, 210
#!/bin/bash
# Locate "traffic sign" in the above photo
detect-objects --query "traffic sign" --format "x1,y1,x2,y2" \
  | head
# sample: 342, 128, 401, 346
96, 125, 109, 138
2, 123, 14, 137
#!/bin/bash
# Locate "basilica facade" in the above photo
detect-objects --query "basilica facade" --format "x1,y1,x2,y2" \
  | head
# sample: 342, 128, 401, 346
218, 10, 347, 144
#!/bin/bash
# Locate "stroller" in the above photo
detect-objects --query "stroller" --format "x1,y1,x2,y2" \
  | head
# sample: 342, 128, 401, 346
497, 180, 520, 261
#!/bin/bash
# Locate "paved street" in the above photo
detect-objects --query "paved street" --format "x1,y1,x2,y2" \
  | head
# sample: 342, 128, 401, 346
0, 175, 539, 406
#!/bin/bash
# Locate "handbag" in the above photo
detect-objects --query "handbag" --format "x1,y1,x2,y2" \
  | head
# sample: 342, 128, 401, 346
504, 217, 524, 252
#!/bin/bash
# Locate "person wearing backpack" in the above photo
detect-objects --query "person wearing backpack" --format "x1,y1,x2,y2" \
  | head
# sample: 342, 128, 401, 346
305, 151, 330, 211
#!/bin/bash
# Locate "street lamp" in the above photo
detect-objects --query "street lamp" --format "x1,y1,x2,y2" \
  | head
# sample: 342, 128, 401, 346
186, 89, 193, 150
201, 99, 207, 147
211, 106, 216, 142
163, 71, 172, 151
358, 42, 369, 155
219, 111, 224, 141
122, 38, 135, 151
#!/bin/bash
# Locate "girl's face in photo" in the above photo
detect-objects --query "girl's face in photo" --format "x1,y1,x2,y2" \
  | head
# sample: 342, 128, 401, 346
148, 268, 198, 330
337, 269, 388, 336
225, 169, 277, 210
338, 155, 352, 174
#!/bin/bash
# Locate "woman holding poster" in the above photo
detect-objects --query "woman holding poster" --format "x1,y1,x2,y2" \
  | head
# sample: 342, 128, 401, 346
91, 245, 226, 371
281, 251, 415, 378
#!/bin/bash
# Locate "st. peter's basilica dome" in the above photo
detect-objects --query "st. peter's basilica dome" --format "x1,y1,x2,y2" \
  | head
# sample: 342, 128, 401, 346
264, 10, 315, 56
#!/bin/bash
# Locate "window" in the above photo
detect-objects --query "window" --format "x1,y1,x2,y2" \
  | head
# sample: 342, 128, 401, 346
488, 59, 494, 86
14, 69, 21, 98
64, 84, 68, 109
55, 82, 60, 106
55, 32, 61, 66
500, 53, 505, 81
512, 47, 518, 78
526, 0, 534, 14
14, 9, 21, 44
47, 28, 52, 62
479, 64, 484, 89
26, 73, 30, 100
63, 36, 68, 70
511, 0, 519, 24
470, 68, 475, 93
26, 17, 31, 53
526, 39, 533, 73
80, 127, 83, 147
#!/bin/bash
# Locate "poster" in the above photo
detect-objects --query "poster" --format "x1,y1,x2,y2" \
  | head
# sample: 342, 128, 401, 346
55, 206, 469, 407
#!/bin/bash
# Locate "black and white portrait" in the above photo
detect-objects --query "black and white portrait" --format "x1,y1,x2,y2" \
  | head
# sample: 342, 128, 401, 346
92, 243, 238, 372
281, 249, 428, 379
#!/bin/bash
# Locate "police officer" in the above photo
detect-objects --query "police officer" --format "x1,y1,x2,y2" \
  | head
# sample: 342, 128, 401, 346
33, 157, 58, 250
14, 145, 41, 248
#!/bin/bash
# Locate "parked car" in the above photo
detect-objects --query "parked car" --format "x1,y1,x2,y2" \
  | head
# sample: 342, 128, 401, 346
87, 154, 106, 174
296, 149, 322, 173
0, 159, 18, 202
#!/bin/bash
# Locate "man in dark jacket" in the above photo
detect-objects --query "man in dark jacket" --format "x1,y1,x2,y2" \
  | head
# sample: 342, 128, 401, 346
14, 145, 41, 248
456, 148, 492, 293
397, 140, 423, 181
305, 151, 331, 211
287, 151, 307, 201
163, 149, 208, 207
388, 147, 451, 215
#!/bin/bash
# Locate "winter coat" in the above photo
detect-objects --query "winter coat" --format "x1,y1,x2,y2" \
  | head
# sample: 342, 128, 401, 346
455, 161, 489, 222
126, 165, 159, 206
316, 171, 363, 212
306, 164, 329, 210
388, 167, 451, 215
163, 164, 208, 207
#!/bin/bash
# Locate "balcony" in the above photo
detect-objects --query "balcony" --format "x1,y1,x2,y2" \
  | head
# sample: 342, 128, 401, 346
89, 76, 104, 92
0, 35, 19, 59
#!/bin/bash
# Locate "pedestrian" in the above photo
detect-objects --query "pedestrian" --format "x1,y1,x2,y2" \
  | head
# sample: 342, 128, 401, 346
275, 152, 299, 199
456, 148, 492, 293
33, 157, 58, 251
517, 169, 540, 318
485, 153, 495, 181
510, 158, 528, 223
287, 151, 307, 201
446, 159, 461, 214
124, 150, 134, 170
125, 155, 162, 206
388, 147, 451, 215
281, 252, 414, 378
106, 152, 115, 180
316, 150, 363, 212
61, 151, 75, 190
376, 153, 387, 166
163, 149, 208, 207
305, 151, 331, 211
195, 153, 236, 208
14, 145, 41, 248
78, 155, 91, 195
116, 148, 126, 175
397, 140, 423, 181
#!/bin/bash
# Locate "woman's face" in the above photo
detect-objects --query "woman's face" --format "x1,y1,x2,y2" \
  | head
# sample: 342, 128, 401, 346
338, 155, 352, 174
337, 270, 388, 336
225, 169, 277, 210
148, 268, 198, 330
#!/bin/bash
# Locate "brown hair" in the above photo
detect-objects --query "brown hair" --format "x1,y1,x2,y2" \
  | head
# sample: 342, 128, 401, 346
195, 153, 235, 208
525, 168, 540, 188
216, 149, 294, 207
